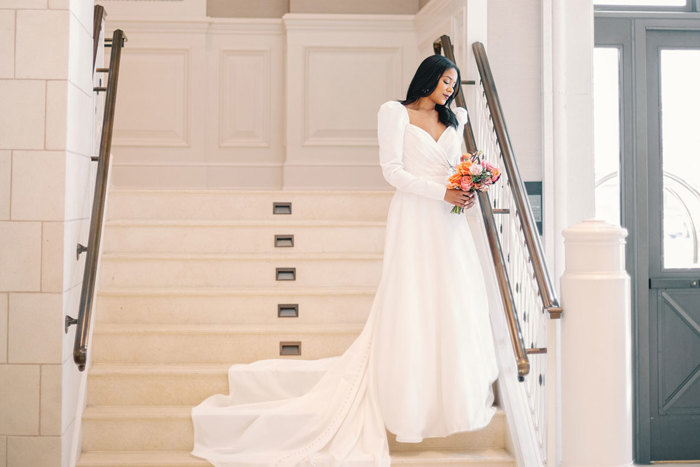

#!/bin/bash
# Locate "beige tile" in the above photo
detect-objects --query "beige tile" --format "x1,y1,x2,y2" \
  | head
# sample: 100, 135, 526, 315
0, 81, 45, 150
16, 10, 69, 80
0, 11, 14, 78
49, 0, 69, 9
0, 365, 40, 435
46, 81, 67, 151
6, 435, 60, 467
8, 293, 62, 364
41, 223, 64, 293
0, 0, 47, 8
0, 151, 9, 220
40, 365, 61, 435
0, 436, 6, 467
0, 294, 6, 363
0, 222, 41, 292
11, 151, 66, 221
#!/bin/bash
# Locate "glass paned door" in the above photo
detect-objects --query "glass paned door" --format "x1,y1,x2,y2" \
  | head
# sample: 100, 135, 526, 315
658, 49, 700, 269
646, 29, 700, 461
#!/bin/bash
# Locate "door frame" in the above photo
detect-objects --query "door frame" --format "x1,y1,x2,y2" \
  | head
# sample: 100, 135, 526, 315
595, 12, 700, 463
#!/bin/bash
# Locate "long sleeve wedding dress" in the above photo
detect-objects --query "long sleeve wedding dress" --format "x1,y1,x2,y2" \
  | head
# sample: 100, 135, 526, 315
190, 100, 501, 466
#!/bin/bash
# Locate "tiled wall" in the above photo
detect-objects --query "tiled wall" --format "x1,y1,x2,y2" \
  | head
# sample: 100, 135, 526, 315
0, 1, 95, 466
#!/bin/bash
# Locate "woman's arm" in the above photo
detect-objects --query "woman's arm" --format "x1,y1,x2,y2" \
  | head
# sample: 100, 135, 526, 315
377, 101, 447, 201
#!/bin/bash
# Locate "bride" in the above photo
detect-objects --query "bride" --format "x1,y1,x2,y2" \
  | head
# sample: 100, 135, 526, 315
191, 54, 500, 466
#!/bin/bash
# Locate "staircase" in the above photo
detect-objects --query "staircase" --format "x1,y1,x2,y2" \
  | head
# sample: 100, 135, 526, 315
76, 188, 516, 467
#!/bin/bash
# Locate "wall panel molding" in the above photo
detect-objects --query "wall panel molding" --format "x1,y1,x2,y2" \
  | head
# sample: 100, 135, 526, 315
302, 46, 402, 147
218, 48, 271, 148
112, 47, 190, 147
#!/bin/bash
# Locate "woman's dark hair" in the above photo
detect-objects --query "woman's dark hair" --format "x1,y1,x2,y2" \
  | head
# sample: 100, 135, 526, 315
400, 55, 461, 128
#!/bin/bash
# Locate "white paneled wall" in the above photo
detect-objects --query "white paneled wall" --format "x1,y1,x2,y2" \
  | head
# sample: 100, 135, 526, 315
0, 1, 96, 466
106, 14, 419, 189
283, 14, 417, 188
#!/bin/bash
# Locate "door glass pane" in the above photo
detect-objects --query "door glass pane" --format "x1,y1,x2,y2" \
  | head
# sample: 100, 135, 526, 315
594, 0, 685, 6
594, 47, 621, 226
660, 49, 700, 269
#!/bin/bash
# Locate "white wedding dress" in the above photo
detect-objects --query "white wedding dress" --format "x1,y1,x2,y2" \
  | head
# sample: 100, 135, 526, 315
191, 100, 501, 466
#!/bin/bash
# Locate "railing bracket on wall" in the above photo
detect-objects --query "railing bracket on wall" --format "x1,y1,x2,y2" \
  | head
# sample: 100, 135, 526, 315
76, 243, 88, 259
65, 315, 77, 333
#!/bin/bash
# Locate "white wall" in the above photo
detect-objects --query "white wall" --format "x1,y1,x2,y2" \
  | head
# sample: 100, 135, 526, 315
0, 1, 96, 466
104, 11, 419, 189
487, 0, 543, 183
283, 14, 417, 189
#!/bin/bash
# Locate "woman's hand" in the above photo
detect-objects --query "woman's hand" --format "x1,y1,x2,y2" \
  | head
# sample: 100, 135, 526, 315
444, 189, 476, 210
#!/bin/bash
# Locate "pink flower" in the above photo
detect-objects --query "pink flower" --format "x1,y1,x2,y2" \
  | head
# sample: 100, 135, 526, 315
469, 164, 483, 175
460, 177, 473, 191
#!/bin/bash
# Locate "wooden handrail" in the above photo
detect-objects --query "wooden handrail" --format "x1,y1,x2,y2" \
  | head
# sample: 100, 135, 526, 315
470, 41, 562, 319
92, 5, 106, 69
434, 35, 530, 379
71, 26, 126, 371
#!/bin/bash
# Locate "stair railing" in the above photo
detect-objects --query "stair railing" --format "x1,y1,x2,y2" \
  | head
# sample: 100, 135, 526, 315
66, 7, 126, 371
434, 35, 562, 464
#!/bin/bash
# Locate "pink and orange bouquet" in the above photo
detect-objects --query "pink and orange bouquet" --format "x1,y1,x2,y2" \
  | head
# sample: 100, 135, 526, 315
447, 150, 501, 214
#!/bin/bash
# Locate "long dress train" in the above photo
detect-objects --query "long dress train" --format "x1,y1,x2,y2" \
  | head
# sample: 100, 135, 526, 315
191, 100, 501, 466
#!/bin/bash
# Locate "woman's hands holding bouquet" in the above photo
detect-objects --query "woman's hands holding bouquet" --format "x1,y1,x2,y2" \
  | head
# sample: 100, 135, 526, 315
444, 189, 476, 210
446, 151, 501, 214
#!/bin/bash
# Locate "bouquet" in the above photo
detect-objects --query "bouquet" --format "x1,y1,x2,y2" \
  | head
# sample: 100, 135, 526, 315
447, 150, 501, 214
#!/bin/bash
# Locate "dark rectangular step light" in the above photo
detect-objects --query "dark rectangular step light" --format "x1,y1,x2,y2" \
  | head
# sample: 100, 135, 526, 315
276, 267, 296, 281
278, 304, 299, 318
273, 202, 292, 215
280, 341, 301, 356
274, 234, 294, 248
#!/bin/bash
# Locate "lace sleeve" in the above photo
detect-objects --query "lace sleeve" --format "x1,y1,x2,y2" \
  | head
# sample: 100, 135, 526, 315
377, 101, 448, 201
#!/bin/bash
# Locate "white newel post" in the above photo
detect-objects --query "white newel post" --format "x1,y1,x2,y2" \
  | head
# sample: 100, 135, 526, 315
560, 219, 633, 467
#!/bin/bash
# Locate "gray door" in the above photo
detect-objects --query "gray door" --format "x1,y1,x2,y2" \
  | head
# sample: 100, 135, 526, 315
645, 29, 700, 460
596, 17, 700, 462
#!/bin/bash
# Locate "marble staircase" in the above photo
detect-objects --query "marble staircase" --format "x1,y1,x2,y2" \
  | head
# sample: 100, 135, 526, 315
76, 189, 515, 467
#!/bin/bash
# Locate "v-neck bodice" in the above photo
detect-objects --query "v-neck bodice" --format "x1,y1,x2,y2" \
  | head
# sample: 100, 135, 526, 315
376, 100, 469, 201
406, 122, 450, 144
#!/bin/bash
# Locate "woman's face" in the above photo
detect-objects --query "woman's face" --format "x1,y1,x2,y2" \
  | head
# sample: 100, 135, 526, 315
428, 68, 458, 105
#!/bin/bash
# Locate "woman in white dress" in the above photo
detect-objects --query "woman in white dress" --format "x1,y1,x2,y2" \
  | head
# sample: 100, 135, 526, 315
191, 54, 500, 466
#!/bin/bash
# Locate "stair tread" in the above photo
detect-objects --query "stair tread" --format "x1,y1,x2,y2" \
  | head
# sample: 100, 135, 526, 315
83, 405, 505, 419
106, 219, 387, 227
90, 363, 232, 375
98, 286, 377, 296
111, 188, 395, 195
391, 447, 514, 462
102, 252, 384, 260
94, 322, 364, 334
77, 448, 514, 465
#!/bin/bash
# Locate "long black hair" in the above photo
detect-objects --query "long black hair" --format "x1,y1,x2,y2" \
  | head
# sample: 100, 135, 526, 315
400, 55, 461, 128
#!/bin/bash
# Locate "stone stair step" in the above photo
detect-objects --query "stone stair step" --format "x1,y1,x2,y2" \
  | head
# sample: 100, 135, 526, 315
88, 364, 230, 406
91, 323, 362, 364
96, 287, 375, 325
81, 406, 507, 454
103, 219, 386, 254
107, 189, 394, 222
77, 448, 515, 466
99, 252, 383, 288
